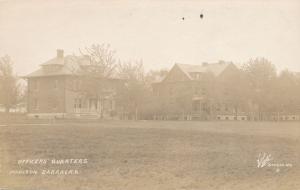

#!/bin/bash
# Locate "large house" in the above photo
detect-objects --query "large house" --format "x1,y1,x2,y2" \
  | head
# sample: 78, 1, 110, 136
152, 61, 247, 120
24, 49, 122, 119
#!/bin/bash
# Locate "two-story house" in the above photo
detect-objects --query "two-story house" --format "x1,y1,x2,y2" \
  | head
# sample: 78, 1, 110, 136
152, 61, 247, 120
24, 49, 122, 119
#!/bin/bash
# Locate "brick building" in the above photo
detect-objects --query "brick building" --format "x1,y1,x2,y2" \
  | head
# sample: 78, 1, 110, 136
24, 49, 121, 119
152, 61, 246, 120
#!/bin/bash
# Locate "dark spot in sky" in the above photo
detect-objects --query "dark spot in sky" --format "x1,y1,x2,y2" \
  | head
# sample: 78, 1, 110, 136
182, 17, 185, 20
200, 14, 204, 19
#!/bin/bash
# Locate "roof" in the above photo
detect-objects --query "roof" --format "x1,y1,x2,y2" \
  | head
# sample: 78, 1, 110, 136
175, 61, 234, 79
25, 54, 122, 79
25, 55, 82, 78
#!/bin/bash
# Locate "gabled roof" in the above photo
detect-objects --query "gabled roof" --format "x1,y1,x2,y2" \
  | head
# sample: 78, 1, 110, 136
175, 61, 234, 80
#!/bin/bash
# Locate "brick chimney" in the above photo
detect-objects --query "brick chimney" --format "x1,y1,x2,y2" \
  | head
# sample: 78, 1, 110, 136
202, 62, 208, 66
57, 49, 64, 58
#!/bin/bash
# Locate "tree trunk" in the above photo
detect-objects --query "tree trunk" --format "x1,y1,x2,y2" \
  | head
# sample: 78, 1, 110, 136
234, 106, 238, 120
135, 106, 138, 121
100, 98, 104, 119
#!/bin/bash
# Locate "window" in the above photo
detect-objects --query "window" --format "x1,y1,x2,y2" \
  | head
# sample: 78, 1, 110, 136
74, 99, 77, 109
224, 105, 229, 111
78, 99, 82, 109
48, 98, 57, 110
155, 89, 160, 96
73, 80, 77, 90
202, 88, 206, 96
53, 101, 57, 109
74, 98, 82, 109
110, 100, 114, 110
224, 87, 228, 96
169, 86, 174, 96
192, 73, 201, 80
194, 87, 200, 95
33, 98, 38, 110
73, 79, 82, 91
169, 97, 176, 106
54, 80, 58, 89
32, 80, 39, 91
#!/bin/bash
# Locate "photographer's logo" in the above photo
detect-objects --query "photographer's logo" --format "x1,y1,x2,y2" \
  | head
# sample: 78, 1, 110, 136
257, 152, 273, 168
257, 152, 293, 172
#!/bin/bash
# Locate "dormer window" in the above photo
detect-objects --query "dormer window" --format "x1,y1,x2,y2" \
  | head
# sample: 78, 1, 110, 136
190, 72, 201, 80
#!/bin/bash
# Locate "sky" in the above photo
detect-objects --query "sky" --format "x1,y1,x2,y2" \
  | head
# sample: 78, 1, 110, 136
0, 0, 300, 76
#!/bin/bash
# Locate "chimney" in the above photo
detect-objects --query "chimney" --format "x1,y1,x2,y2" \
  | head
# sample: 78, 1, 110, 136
218, 60, 225, 64
57, 49, 64, 58
202, 62, 208, 66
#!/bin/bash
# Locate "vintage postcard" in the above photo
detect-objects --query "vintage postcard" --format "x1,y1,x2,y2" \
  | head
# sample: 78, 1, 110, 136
0, 0, 299, 189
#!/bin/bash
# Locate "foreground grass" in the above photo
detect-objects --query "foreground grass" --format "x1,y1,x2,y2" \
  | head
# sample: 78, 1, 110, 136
0, 121, 299, 190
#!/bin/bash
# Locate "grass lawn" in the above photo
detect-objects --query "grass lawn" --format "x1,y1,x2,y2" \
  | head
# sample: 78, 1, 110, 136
0, 121, 299, 190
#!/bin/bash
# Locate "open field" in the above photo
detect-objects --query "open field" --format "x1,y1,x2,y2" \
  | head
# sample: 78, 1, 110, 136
0, 121, 300, 190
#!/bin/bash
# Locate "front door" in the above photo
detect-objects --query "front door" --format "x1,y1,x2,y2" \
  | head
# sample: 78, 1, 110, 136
89, 99, 97, 112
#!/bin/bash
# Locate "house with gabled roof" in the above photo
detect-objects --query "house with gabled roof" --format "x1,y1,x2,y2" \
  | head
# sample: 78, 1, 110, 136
24, 49, 121, 119
152, 61, 245, 120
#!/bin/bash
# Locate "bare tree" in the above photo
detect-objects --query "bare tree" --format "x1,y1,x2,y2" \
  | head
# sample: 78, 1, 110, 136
0, 55, 20, 113
78, 44, 116, 78
116, 60, 146, 120
70, 44, 118, 118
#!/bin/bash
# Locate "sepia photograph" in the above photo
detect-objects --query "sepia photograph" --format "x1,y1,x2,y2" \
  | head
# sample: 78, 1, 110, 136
0, 0, 300, 189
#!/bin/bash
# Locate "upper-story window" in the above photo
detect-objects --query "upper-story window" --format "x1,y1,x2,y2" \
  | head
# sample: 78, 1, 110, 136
54, 80, 58, 89
53, 103, 57, 110
194, 86, 200, 95
202, 88, 206, 96
154, 88, 160, 96
223, 87, 229, 96
32, 80, 39, 91
191, 72, 201, 80
33, 98, 39, 110
169, 86, 174, 96
73, 79, 82, 91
